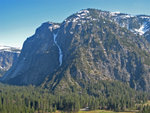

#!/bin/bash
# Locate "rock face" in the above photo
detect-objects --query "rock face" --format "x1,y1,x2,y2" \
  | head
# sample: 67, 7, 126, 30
2, 9, 150, 92
0, 45, 20, 77
2, 23, 61, 85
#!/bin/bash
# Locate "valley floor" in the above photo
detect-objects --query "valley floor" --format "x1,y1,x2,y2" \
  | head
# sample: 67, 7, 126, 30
54, 110, 138, 113
79, 110, 137, 113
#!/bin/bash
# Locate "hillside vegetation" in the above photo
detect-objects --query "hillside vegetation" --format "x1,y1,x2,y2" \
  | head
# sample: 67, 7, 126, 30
0, 81, 149, 113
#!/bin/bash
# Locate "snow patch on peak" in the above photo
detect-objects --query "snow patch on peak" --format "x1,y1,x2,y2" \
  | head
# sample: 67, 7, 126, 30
0, 45, 10, 50
49, 24, 60, 31
139, 16, 150, 19
0, 66, 3, 69
135, 22, 150, 35
121, 14, 134, 19
77, 9, 89, 18
110, 11, 134, 19
0, 45, 20, 53
66, 9, 90, 23
110, 11, 120, 16
53, 25, 60, 29
78, 9, 89, 14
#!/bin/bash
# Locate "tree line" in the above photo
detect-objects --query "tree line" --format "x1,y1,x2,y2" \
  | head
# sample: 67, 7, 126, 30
0, 80, 149, 113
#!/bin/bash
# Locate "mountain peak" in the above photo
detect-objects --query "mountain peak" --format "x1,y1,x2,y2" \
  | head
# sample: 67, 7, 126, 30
77, 9, 90, 14
48, 22, 60, 31
2, 8, 150, 92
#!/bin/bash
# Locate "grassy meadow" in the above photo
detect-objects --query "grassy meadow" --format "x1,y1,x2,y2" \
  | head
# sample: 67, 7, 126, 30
54, 110, 138, 113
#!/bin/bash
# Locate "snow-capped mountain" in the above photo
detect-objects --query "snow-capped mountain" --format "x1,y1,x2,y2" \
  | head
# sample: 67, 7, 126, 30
64, 9, 150, 39
109, 12, 150, 38
0, 45, 20, 77
2, 9, 150, 92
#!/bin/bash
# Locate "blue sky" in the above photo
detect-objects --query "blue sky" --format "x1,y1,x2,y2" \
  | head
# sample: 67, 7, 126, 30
0, 0, 150, 48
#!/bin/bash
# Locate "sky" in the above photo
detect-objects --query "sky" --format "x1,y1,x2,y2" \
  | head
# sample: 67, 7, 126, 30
0, 0, 150, 48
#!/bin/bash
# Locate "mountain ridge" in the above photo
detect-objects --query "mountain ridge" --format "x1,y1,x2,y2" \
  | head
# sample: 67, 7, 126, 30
1, 8, 150, 92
